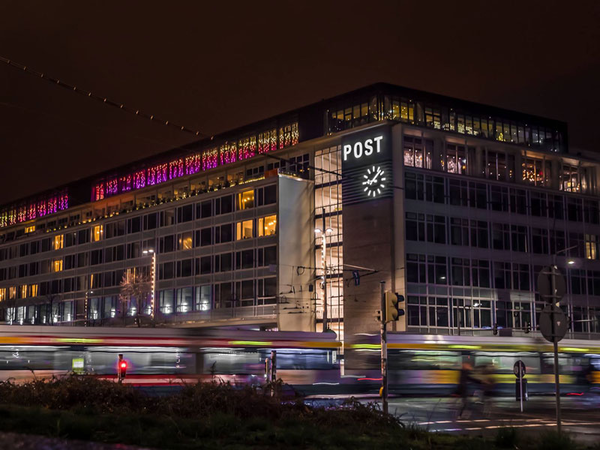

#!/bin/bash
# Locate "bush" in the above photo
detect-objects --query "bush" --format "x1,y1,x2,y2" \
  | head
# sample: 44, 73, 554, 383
495, 427, 519, 448
536, 431, 578, 450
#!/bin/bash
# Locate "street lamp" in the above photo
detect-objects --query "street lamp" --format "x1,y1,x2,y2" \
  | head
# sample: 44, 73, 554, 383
143, 249, 156, 319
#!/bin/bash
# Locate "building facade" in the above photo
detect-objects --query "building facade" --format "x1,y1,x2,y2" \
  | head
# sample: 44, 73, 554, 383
1, 83, 599, 340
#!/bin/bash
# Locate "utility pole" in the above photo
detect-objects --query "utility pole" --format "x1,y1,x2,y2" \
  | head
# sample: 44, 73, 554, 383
551, 255, 562, 436
380, 281, 388, 414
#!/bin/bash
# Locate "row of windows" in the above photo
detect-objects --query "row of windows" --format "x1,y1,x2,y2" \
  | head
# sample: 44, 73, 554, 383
403, 137, 586, 192
0, 246, 277, 298
405, 172, 600, 223
0, 213, 277, 271
2, 277, 279, 324
0, 185, 277, 261
406, 297, 600, 334
406, 253, 600, 295
405, 213, 600, 259
327, 93, 564, 152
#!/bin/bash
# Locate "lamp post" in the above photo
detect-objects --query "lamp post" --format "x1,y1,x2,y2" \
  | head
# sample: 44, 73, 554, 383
143, 249, 156, 320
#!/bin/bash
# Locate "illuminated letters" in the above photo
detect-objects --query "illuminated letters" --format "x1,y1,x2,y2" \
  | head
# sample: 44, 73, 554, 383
343, 135, 384, 161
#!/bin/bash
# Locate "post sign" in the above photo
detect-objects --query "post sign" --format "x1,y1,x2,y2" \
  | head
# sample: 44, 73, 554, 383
341, 126, 393, 204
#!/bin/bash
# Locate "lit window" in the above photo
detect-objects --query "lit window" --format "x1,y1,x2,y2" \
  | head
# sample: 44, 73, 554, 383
178, 232, 193, 250
0, 288, 6, 302
30, 284, 38, 297
54, 234, 64, 250
25, 225, 35, 234
21, 285, 27, 298
236, 220, 254, 240
92, 225, 104, 242
9, 287, 16, 299
238, 190, 255, 210
53, 259, 63, 272
259, 215, 277, 237
585, 234, 598, 260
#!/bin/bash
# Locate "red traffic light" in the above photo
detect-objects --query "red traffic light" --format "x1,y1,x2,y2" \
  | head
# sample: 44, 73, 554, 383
120, 361, 127, 369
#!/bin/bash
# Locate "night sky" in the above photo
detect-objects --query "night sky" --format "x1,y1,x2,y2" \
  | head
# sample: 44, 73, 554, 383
1, 1, 599, 206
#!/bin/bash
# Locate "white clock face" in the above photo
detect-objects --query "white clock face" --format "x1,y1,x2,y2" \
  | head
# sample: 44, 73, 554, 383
362, 166, 386, 197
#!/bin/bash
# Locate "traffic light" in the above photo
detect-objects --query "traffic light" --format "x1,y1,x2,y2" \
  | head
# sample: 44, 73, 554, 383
117, 354, 127, 382
385, 292, 405, 323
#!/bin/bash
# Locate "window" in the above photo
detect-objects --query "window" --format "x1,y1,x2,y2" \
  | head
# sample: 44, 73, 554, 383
258, 215, 277, 236
427, 255, 447, 284
178, 232, 193, 250
215, 253, 233, 272
25, 225, 35, 234
494, 262, 511, 289
236, 220, 253, 240
257, 246, 277, 267
509, 188, 527, 215
490, 186, 509, 212
530, 192, 547, 217
257, 185, 277, 206
470, 220, 488, 248
449, 180, 469, 207
215, 224, 233, 243
468, 182, 487, 209
92, 225, 103, 242
78, 229, 90, 244
238, 190, 255, 210
584, 200, 600, 224
159, 290, 174, 314
159, 262, 174, 280
471, 260, 490, 288
197, 256, 212, 275
53, 234, 64, 250
406, 254, 426, 283
177, 205, 194, 223
445, 144, 467, 174
403, 136, 432, 169
215, 282, 233, 308
567, 198, 582, 222
215, 195, 233, 215
177, 259, 193, 278
159, 235, 175, 253
236, 249, 254, 270
511, 225, 528, 252
451, 258, 470, 286
512, 264, 530, 291
143, 214, 158, 230
160, 209, 175, 226
195, 285, 212, 311
53, 259, 63, 272
91, 249, 103, 265
197, 228, 212, 247
197, 200, 212, 218
176, 287, 192, 313
585, 234, 598, 260
532, 228, 549, 254
128, 216, 142, 233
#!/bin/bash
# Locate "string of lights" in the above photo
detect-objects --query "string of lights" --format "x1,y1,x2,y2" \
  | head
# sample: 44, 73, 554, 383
0, 55, 207, 138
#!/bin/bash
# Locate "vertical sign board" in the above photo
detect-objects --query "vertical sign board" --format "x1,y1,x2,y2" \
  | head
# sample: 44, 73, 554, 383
341, 126, 393, 205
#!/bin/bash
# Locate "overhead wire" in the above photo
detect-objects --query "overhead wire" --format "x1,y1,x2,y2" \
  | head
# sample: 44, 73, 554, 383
0, 55, 207, 138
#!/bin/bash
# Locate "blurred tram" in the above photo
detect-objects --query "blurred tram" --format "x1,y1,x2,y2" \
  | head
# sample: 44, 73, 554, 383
2, 326, 600, 397
345, 333, 600, 396
0, 326, 341, 393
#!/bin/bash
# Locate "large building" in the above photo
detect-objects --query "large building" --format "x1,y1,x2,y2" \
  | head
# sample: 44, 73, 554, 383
1, 83, 599, 340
